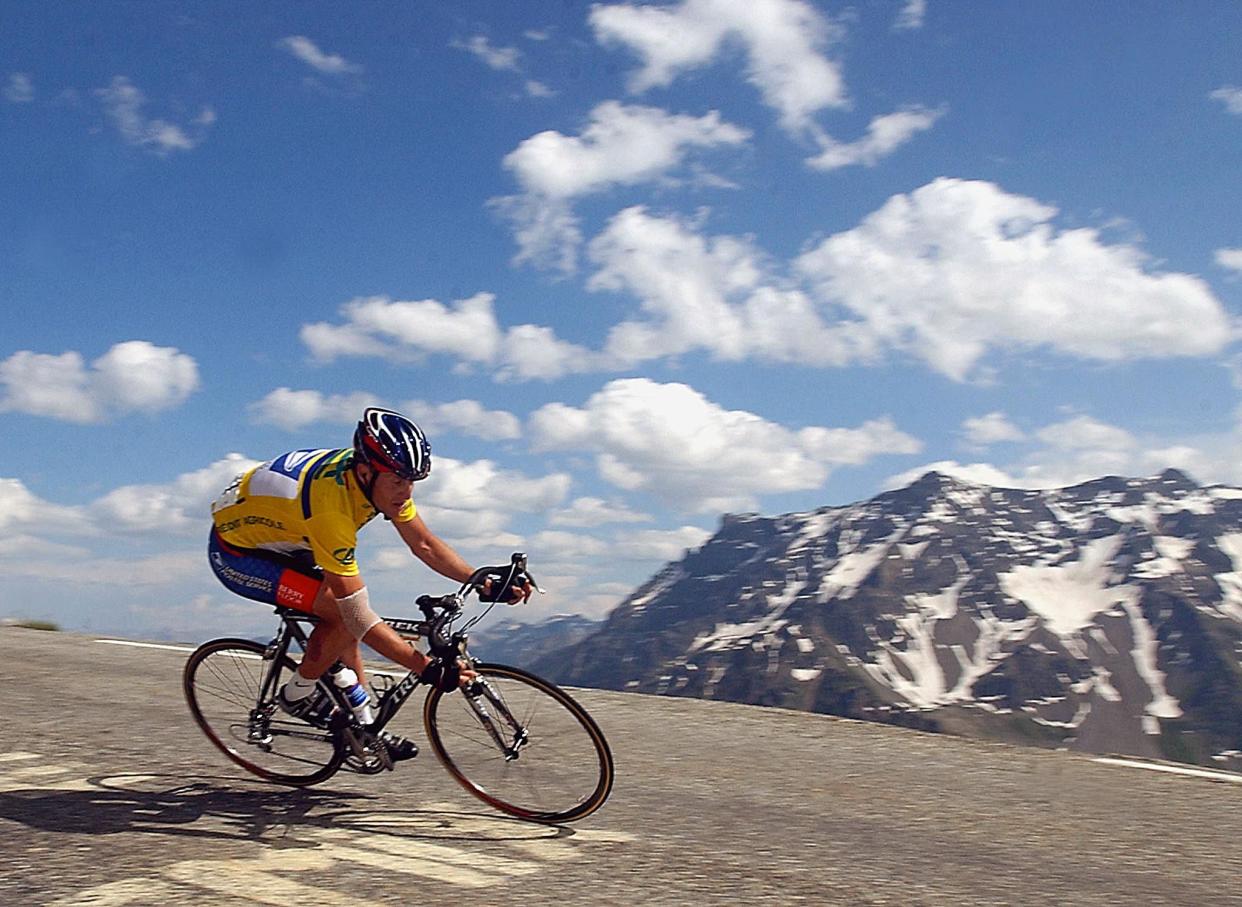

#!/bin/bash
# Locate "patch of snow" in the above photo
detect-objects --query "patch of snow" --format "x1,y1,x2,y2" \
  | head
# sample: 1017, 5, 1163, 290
1209, 487, 1242, 500
905, 561, 969, 620
1121, 598, 1182, 723
999, 535, 1139, 636
791, 667, 822, 681
818, 543, 890, 600
796, 637, 815, 653
1213, 533, 1242, 623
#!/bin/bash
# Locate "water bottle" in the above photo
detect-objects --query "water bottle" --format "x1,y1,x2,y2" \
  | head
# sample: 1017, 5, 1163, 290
329, 665, 374, 726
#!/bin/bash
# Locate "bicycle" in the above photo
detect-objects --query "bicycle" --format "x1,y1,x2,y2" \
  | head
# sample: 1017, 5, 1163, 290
182, 555, 614, 824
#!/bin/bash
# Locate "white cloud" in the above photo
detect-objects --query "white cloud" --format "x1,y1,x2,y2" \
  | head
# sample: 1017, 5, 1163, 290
611, 526, 712, 561
807, 106, 944, 171
277, 36, 362, 75
494, 102, 749, 272
0, 478, 85, 534
452, 36, 521, 72
893, 0, 927, 31
1216, 248, 1242, 274
402, 399, 522, 441
4, 72, 33, 103
962, 412, 1025, 447
92, 453, 259, 535
796, 178, 1234, 380
299, 293, 604, 381
525, 80, 555, 98
0, 341, 200, 423
532, 530, 610, 559
248, 388, 381, 431
94, 76, 214, 155
591, 0, 846, 135
529, 378, 920, 512
587, 206, 870, 367
1210, 85, 1242, 115
549, 496, 651, 528
503, 102, 749, 199
1035, 415, 1137, 452
888, 413, 1226, 492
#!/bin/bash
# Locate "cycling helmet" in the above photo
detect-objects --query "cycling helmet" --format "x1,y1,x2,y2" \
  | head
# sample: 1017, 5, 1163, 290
353, 407, 432, 481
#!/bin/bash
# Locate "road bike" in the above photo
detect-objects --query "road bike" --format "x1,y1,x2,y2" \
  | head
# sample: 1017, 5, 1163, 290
182, 557, 614, 824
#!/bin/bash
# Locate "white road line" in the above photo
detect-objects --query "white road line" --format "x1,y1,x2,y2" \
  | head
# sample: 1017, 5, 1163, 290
1092, 756, 1242, 784
0, 752, 40, 763
96, 640, 198, 653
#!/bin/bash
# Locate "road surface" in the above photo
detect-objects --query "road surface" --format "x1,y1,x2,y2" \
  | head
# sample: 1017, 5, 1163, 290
1, 626, 1239, 905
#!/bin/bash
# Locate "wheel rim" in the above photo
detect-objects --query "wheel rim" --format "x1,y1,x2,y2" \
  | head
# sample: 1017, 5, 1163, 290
425, 665, 613, 822
185, 640, 342, 785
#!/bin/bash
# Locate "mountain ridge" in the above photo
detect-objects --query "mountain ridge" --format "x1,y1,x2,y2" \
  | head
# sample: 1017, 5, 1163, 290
534, 469, 1242, 769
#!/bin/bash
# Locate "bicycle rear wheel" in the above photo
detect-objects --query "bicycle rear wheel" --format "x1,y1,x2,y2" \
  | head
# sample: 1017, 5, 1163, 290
423, 663, 614, 823
183, 637, 345, 786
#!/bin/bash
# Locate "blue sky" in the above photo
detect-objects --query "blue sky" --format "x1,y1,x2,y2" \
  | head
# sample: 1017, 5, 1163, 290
2, 1, 1241, 640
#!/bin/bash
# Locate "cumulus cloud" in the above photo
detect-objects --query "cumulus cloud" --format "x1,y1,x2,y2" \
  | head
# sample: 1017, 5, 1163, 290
1210, 85, 1242, 115
0, 478, 85, 534
277, 36, 362, 75
796, 178, 1234, 380
413, 456, 571, 548
91, 453, 259, 535
962, 412, 1025, 447
248, 387, 520, 440
529, 378, 921, 512
588, 206, 865, 368
807, 106, 944, 171
894, 0, 927, 31
305, 180, 1230, 385
591, 0, 846, 135
4, 72, 33, 103
94, 76, 214, 155
0, 341, 200, 423
888, 413, 1235, 492
612, 526, 712, 560
248, 387, 381, 431
1217, 248, 1242, 274
493, 102, 749, 272
403, 398, 521, 441
299, 292, 604, 381
549, 496, 651, 528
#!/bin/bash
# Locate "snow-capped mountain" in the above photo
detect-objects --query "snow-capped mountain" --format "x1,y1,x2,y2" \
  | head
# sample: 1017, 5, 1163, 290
535, 469, 1242, 770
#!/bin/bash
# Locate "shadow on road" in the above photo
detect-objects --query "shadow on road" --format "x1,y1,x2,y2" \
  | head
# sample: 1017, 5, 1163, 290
0, 773, 572, 845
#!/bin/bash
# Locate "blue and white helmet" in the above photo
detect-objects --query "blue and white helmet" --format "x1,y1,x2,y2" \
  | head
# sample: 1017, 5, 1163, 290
353, 408, 432, 481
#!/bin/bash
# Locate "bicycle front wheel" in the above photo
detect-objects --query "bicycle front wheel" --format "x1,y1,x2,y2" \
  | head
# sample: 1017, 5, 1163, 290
183, 637, 345, 787
423, 663, 614, 823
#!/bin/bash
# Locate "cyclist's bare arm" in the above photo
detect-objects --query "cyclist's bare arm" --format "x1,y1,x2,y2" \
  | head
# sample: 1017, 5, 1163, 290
306, 571, 432, 675
395, 513, 475, 583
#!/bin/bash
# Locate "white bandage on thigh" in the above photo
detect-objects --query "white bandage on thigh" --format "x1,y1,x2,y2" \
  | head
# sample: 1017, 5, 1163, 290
337, 586, 382, 640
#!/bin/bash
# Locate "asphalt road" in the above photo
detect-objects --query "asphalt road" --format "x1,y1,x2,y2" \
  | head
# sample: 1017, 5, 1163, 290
1, 626, 1240, 906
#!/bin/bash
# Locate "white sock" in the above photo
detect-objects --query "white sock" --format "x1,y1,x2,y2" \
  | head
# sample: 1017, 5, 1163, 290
283, 671, 318, 701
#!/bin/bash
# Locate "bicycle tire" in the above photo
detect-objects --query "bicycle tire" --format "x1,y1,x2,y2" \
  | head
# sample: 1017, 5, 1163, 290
423, 663, 614, 823
183, 637, 345, 787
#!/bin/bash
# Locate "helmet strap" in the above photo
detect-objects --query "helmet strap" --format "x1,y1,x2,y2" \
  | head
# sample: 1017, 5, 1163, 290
353, 461, 380, 511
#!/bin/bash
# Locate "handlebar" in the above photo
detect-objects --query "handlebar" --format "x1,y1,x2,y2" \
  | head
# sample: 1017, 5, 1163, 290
411, 553, 539, 655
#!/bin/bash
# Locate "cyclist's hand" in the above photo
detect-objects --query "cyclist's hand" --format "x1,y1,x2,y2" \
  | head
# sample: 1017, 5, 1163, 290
420, 658, 476, 694
480, 576, 532, 604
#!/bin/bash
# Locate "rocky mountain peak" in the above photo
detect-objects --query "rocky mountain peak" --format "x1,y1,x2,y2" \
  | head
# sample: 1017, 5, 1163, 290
536, 469, 1242, 772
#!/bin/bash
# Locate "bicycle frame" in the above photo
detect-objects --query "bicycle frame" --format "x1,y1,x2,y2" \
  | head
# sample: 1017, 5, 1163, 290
262, 607, 457, 737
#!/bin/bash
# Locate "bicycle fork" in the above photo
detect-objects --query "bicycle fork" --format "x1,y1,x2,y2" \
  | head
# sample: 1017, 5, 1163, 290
465, 680, 529, 761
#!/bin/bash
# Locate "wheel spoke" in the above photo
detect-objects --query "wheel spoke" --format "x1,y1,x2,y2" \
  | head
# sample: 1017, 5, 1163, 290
186, 639, 342, 786
426, 664, 612, 822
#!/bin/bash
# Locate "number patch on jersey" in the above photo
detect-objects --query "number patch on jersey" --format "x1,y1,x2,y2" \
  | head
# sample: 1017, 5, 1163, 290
210, 474, 245, 514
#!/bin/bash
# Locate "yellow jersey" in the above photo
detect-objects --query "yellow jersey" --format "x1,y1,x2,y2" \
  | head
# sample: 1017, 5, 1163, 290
211, 448, 415, 576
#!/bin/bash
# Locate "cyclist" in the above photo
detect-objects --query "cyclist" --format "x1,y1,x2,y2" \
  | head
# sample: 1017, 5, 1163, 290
208, 407, 531, 759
